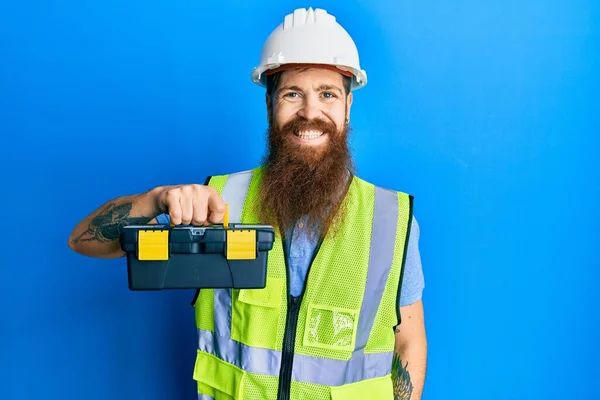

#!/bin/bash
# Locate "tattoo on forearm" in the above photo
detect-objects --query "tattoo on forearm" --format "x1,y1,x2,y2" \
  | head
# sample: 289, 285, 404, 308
71, 202, 152, 244
392, 352, 413, 400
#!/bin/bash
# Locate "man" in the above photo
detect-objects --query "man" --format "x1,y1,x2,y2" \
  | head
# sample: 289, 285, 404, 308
68, 7, 427, 400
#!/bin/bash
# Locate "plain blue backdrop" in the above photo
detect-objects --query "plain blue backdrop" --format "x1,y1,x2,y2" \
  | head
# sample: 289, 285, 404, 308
1, 0, 598, 399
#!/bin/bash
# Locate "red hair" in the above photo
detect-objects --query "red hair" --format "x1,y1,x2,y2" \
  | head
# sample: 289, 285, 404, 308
264, 63, 354, 78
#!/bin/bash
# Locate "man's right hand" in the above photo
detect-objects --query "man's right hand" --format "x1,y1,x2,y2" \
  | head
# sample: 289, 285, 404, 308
155, 184, 227, 226
68, 183, 227, 258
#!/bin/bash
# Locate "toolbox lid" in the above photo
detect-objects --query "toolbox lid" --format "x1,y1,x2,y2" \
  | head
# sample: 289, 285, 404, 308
120, 224, 275, 261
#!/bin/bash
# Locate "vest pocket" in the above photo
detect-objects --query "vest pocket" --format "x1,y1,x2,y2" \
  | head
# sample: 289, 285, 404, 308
330, 374, 394, 400
232, 276, 285, 349
238, 277, 283, 308
193, 350, 244, 399
303, 303, 359, 352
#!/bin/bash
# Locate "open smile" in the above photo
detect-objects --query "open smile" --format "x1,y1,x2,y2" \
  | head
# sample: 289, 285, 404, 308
294, 130, 324, 140
292, 130, 328, 144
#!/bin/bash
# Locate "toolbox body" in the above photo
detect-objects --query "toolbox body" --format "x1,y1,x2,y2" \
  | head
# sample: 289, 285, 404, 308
120, 224, 275, 290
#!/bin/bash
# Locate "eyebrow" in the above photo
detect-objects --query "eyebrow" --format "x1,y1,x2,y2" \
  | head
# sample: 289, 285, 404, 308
316, 84, 343, 95
278, 84, 344, 95
278, 85, 303, 94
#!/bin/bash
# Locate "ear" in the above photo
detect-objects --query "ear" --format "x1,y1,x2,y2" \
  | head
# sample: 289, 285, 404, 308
345, 92, 353, 123
266, 93, 272, 124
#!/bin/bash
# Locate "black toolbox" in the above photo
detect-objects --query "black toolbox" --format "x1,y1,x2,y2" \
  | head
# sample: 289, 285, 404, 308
120, 223, 275, 290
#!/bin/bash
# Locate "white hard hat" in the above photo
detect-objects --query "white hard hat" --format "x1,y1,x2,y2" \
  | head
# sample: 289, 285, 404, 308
251, 7, 367, 90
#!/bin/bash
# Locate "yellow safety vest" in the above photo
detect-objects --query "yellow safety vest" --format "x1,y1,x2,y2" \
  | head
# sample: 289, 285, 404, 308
192, 166, 413, 400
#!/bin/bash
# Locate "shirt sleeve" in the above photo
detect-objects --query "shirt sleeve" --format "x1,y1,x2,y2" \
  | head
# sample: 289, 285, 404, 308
398, 216, 425, 307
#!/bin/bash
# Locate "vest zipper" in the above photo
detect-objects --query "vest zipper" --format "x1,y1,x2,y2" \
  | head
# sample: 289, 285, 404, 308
277, 294, 301, 400
277, 227, 325, 400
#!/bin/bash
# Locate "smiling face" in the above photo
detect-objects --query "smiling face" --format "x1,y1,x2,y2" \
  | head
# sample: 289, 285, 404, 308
259, 67, 356, 239
268, 68, 353, 158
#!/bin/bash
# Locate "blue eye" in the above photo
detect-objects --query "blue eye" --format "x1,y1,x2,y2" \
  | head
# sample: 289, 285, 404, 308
322, 92, 336, 98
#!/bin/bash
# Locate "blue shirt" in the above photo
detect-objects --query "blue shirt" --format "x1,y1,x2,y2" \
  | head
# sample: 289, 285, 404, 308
155, 214, 424, 307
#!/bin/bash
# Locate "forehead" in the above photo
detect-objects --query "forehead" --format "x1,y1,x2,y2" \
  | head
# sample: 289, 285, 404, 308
278, 68, 345, 89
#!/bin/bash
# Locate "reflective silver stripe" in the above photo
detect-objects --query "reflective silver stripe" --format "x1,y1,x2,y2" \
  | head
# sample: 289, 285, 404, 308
292, 349, 393, 386
198, 328, 281, 376
213, 170, 253, 338
213, 288, 232, 338
197, 394, 215, 400
220, 170, 253, 223
197, 329, 393, 386
355, 186, 399, 350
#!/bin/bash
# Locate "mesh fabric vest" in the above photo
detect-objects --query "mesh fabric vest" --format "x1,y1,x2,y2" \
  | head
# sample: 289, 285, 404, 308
192, 166, 413, 400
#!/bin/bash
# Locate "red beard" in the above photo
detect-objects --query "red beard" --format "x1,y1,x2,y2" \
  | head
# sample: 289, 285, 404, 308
258, 116, 354, 240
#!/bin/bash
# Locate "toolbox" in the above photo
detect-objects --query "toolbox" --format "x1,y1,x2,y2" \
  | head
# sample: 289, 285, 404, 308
119, 222, 275, 290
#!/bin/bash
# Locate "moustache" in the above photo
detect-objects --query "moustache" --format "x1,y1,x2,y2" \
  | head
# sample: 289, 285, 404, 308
277, 116, 339, 137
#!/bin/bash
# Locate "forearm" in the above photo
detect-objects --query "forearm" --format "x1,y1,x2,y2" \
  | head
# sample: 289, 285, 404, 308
68, 187, 163, 258
392, 339, 427, 400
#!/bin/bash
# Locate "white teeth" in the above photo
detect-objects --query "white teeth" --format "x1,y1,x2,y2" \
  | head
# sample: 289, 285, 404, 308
295, 130, 323, 140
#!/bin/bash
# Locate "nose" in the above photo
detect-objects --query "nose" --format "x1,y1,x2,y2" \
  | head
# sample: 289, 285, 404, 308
297, 94, 322, 120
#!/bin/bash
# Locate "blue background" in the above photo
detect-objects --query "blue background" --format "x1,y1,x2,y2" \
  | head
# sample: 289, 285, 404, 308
1, 0, 598, 399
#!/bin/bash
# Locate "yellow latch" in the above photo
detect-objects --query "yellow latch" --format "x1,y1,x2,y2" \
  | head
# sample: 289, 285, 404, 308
138, 229, 169, 260
223, 203, 229, 229
226, 230, 256, 260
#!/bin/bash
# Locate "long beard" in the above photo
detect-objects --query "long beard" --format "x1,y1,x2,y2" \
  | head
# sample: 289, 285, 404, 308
258, 116, 355, 240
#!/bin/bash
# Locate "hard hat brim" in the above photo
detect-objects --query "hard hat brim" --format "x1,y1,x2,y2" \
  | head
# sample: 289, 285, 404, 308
252, 63, 367, 90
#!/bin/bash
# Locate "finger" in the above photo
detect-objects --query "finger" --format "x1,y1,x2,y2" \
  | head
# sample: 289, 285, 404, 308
166, 190, 182, 225
191, 192, 208, 226
180, 189, 193, 225
207, 190, 227, 224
